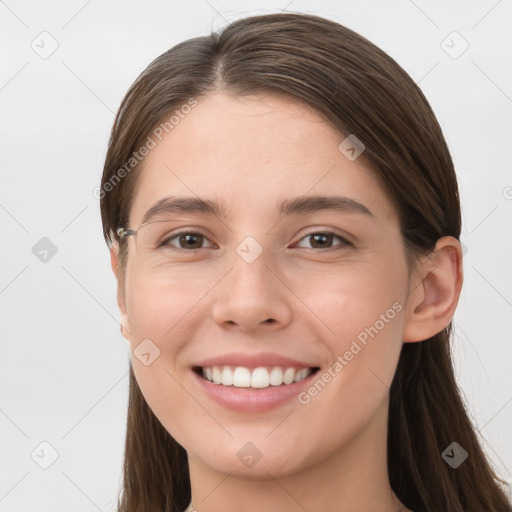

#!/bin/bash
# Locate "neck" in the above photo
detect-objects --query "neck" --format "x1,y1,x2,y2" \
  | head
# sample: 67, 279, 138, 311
185, 398, 407, 512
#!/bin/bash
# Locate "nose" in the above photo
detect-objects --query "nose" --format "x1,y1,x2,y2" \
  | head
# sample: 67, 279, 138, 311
211, 249, 293, 333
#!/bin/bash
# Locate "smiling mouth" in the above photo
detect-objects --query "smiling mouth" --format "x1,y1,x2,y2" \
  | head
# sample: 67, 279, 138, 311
193, 365, 321, 389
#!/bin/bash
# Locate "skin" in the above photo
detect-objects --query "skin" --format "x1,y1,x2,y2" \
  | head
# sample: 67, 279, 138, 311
111, 92, 463, 512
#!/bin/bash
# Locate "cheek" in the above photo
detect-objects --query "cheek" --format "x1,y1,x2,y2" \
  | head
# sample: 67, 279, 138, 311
123, 262, 210, 345
293, 258, 406, 346
290, 258, 406, 410
122, 265, 217, 420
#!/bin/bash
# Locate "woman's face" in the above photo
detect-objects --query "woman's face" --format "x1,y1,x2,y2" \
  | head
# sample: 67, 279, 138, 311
118, 92, 413, 478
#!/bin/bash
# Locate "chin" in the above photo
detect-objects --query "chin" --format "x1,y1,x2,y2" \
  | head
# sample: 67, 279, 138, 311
186, 433, 319, 480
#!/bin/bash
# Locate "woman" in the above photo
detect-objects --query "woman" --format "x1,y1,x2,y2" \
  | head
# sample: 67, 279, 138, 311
100, 12, 511, 512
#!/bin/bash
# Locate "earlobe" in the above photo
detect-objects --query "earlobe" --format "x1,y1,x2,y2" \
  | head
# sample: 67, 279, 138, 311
110, 246, 131, 341
110, 244, 119, 277
120, 312, 130, 341
402, 236, 463, 343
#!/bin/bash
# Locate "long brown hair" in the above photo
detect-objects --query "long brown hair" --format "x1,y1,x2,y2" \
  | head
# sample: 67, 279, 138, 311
100, 12, 511, 512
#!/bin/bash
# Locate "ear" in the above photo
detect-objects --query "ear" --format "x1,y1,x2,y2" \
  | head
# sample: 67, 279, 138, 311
402, 236, 463, 343
110, 245, 130, 340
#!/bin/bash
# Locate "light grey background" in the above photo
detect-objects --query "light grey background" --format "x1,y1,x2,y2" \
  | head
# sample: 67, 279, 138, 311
1, 0, 511, 510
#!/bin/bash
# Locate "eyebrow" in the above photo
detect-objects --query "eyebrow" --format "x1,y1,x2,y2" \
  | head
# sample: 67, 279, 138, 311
142, 195, 375, 224
142, 196, 232, 224
279, 195, 374, 219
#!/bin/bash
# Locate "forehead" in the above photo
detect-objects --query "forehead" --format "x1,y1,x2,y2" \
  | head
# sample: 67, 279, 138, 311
128, 92, 396, 227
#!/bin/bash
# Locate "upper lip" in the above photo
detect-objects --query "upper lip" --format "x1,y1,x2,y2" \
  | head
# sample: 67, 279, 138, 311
194, 351, 320, 369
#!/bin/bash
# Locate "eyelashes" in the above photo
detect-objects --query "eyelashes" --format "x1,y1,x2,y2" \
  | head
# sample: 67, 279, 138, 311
293, 231, 352, 251
161, 229, 353, 253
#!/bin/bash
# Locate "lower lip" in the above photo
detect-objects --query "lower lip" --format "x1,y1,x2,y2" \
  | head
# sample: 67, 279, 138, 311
191, 370, 318, 413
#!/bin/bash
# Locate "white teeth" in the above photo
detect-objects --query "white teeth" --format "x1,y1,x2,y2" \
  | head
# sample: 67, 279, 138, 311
212, 366, 222, 384
232, 367, 251, 387
200, 365, 314, 388
269, 367, 283, 386
251, 367, 270, 388
294, 368, 310, 383
283, 368, 296, 385
221, 366, 233, 386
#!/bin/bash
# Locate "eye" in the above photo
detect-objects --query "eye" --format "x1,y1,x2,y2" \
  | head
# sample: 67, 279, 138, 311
159, 229, 351, 252
162, 231, 215, 250
294, 231, 352, 251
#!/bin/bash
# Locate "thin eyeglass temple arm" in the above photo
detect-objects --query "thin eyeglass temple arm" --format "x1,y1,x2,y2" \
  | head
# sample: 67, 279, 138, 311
116, 227, 136, 239
117, 220, 167, 239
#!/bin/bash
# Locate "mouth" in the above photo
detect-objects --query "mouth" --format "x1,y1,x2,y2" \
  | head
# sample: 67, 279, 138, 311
193, 365, 321, 389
